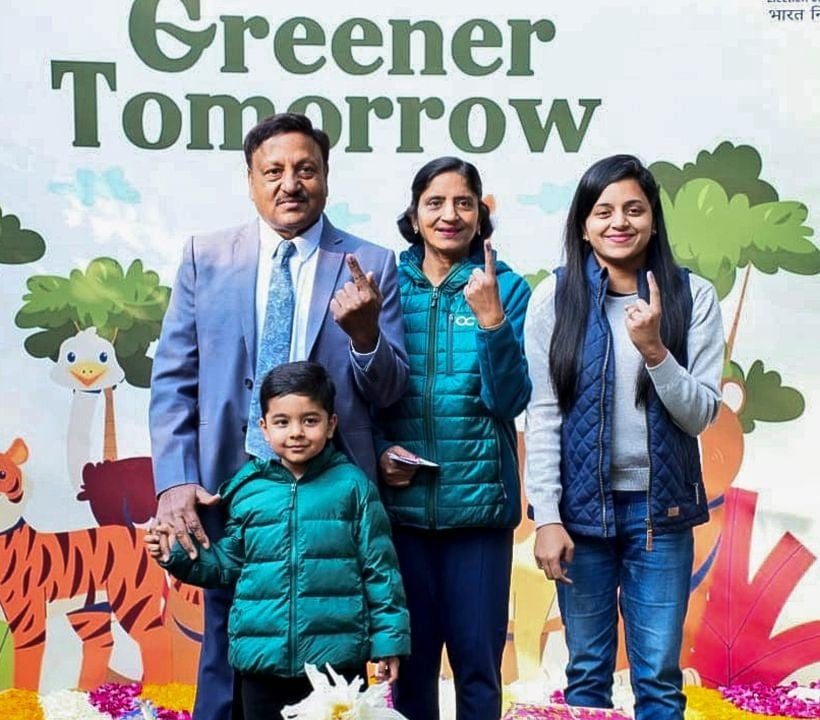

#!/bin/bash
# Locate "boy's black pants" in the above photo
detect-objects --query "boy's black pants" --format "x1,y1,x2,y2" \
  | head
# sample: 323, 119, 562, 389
239, 665, 366, 719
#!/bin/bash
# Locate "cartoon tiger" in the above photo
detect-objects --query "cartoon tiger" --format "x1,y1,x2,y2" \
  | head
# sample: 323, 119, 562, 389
0, 437, 173, 690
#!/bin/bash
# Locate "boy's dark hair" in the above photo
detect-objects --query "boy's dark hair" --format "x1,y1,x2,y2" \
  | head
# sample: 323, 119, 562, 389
259, 361, 336, 416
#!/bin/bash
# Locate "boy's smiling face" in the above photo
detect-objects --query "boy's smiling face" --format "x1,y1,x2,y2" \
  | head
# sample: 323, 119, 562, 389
259, 393, 337, 477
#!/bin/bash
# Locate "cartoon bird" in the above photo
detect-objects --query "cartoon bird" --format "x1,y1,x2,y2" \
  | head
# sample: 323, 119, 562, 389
50, 327, 125, 491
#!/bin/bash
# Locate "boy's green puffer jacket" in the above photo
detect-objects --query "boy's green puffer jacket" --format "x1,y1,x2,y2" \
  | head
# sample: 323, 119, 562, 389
162, 445, 410, 677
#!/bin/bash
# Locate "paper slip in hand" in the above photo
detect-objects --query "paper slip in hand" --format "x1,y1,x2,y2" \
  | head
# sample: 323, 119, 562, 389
388, 452, 439, 468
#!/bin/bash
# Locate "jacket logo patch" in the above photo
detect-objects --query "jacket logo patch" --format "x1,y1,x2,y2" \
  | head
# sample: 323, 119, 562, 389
667, 506, 680, 517
454, 315, 475, 327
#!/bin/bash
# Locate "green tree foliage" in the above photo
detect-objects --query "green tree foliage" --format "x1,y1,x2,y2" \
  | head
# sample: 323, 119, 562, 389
653, 142, 816, 432
524, 268, 551, 291
15, 258, 170, 387
0, 206, 46, 264
661, 179, 819, 299
650, 141, 778, 206
727, 360, 805, 433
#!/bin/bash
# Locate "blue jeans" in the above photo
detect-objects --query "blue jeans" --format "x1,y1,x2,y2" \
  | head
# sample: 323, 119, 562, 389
557, 492, 694, 720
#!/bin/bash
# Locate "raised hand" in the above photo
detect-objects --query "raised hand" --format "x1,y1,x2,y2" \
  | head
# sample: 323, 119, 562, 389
463, 239, 505, 329
155, 484, 221, 560
330, 254, 383, 353
625, 270, 668, 366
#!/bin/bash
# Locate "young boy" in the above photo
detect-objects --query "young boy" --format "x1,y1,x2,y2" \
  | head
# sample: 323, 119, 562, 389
145, 361, 409, 719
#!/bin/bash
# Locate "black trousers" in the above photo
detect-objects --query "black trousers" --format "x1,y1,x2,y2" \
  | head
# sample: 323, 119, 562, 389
239, 665, 367, 720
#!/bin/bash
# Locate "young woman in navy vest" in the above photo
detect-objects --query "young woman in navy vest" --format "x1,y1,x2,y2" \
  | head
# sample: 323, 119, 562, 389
524, 155, 724, 719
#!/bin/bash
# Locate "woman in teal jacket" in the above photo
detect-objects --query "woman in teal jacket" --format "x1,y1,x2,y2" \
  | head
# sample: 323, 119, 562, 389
377, 156, 532, 720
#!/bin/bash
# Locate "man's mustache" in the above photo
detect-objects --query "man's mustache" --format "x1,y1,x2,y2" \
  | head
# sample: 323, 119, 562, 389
276, 193, 308, 204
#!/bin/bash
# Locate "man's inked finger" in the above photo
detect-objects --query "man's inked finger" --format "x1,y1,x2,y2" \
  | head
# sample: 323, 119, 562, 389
346, 254, 368, 287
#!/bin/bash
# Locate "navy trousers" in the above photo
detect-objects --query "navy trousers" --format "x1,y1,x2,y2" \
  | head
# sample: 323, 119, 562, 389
191, 506, 241, 720
390, 525, 513, 720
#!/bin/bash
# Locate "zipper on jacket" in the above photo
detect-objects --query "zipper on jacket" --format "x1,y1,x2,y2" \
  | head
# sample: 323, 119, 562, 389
446, 311, 455, 375
694, 482, 700, 506
423, 287, 440, 528
494, 424, 506, 501
288, 479, 298, 674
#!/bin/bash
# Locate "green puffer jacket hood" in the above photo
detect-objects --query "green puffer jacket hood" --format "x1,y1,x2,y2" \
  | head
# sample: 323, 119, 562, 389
378, 243, 532, 529
163, 444, 410, 677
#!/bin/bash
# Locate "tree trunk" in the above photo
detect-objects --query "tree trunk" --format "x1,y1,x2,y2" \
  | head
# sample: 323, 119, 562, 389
725, 264, 752, 363
102, 386, 117, 461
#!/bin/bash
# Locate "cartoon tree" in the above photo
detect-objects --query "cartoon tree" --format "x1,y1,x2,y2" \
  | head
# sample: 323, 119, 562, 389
15, 258, 170, 460
651, 142, 820, 360
651, 142, 819, 436
725, 359, 805, 434
0, 206, 45, 265
523, 269, 550, 290
654, 144, 820, 679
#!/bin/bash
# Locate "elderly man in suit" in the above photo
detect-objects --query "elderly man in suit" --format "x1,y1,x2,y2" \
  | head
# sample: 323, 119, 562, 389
149, 113, 408, 720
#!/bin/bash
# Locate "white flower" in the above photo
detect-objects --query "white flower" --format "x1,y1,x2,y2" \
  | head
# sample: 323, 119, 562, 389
40, 689, 110, 720
281, 664, 408, 720
788, 686, 820, 703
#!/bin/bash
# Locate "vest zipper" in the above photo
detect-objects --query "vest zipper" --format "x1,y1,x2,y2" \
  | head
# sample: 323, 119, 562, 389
288, 479, 298, 673
597, 307, 611, 536
645, 409, 654, 552
424, 287, 440, 528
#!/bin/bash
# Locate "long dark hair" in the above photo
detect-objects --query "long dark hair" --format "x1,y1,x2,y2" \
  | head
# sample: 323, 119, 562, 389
397, 156, 494, 255
549, 154, 688, 413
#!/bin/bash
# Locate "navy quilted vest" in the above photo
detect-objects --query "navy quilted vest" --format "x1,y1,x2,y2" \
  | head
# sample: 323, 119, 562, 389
557, 254, 708, 539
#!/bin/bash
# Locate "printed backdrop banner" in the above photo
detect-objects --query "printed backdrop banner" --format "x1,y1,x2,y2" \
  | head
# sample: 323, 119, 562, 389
1, 0, 819, 709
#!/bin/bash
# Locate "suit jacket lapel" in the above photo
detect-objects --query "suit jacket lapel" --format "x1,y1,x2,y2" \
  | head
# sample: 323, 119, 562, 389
233, 220, 260, 365
306, 217, 346, 357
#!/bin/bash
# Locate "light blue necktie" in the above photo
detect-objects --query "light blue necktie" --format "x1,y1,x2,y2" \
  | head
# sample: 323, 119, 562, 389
245, 239, 297, 459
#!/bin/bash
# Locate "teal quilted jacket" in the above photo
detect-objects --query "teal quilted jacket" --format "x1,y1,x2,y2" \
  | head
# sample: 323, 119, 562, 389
378, 244, 532, 529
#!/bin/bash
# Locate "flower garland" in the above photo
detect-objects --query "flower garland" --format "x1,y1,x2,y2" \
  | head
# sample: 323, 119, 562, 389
87, 682, 193, 719
0, 683, 193, 720
719, 682, 820, 718
501, 685, 820, 720
1, 680, 819, 720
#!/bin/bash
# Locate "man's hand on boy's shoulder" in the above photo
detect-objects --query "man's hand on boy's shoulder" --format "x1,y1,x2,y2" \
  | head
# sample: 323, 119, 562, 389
373, 656, 400, 684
